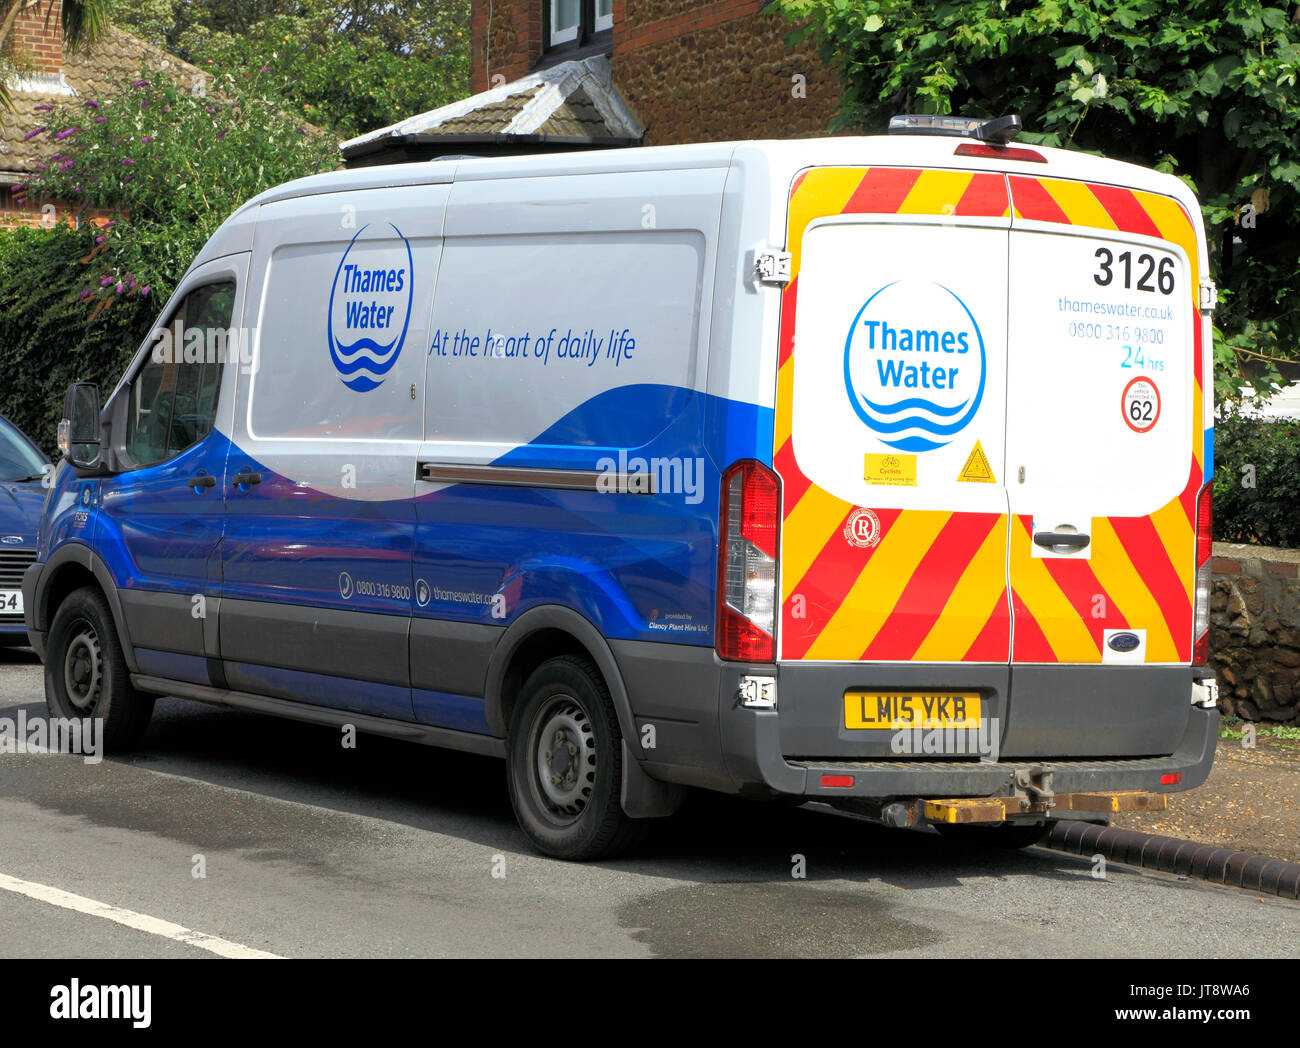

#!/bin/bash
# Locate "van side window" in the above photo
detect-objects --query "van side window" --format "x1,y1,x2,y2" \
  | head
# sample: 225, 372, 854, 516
124, 282, 235, 468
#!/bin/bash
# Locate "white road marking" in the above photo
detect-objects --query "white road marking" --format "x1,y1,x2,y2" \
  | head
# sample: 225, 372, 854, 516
0, 872, 282, 959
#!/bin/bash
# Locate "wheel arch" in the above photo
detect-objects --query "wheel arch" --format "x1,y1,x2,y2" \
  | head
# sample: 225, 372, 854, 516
33, 543, 138, 674
484, 605, 642, 756
486, 605, 685, 820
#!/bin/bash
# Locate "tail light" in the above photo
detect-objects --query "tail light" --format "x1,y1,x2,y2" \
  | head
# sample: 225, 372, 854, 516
1193, 482, 1213, 665
953, 142, 1047, 164
716, 461, 780, 661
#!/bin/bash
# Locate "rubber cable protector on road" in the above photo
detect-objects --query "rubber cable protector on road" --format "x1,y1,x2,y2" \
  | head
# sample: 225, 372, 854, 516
1047, 822, 1300, 898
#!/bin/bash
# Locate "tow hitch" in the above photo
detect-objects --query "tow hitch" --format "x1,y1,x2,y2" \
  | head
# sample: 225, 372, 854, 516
855, 776, 1167, 829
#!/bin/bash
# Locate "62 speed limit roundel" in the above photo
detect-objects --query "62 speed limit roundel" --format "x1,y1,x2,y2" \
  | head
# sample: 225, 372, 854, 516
843, 280, 987, 453
1122, 376, 1161, 433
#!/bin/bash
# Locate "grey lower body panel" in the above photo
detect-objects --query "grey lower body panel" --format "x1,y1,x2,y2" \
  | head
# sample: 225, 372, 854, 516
130, 673, 505, 758
219, 597, 410, 687
119, 589, 206, 659
410, 616, 501, 695
1002, 664, 1191, 756
20, 561, 45, 659
611, 639, 736, 792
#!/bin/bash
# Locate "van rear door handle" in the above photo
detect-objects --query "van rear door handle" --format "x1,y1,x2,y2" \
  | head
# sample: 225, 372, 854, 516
232, 471, 262, 489
1034, 530, 1090, 552
188, 474, 216, 491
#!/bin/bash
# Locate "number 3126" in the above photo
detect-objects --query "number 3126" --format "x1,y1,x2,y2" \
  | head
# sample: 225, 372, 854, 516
1094, 248, 1175, 295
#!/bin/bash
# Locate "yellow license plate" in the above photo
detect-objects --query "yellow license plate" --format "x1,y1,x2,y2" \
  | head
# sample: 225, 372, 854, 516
844, 692, 982, 731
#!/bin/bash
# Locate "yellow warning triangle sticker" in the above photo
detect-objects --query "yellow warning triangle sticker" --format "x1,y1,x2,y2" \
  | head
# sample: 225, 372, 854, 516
957, 440, 996, 484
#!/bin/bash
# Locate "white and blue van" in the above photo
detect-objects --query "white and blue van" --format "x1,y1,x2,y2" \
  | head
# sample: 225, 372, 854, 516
25, 117, 1220, 858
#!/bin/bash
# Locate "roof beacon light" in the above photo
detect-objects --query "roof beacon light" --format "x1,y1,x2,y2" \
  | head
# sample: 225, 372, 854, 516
888, 113, 1023, 144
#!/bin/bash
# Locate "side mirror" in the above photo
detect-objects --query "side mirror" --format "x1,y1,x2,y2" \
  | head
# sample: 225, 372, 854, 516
59, 382, 102, 469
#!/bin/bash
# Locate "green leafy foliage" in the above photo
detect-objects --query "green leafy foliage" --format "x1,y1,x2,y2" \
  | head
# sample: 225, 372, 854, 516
774, 0, 1300, 397
27, 71, 334, 297
0, 72, 334, 450
1212, 403, 1300, 546
0, 225, 153, 455
116, 0, 471, 139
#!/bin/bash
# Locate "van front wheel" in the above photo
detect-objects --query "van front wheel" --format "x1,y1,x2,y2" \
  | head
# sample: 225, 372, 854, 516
45, 586, 154, 752
506, 656, 646, 860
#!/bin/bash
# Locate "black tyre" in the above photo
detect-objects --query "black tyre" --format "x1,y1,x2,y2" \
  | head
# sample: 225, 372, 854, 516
506, 655, 647, 860
934, 821, 1052, 849
45, 586, 154, 752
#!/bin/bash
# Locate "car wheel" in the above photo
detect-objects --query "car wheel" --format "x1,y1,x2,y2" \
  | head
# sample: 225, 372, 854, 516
506, 655, 648, 861
45, 586, 154, 752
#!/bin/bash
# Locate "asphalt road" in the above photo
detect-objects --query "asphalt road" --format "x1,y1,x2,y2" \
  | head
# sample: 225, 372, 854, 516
2, 646, 1298, 959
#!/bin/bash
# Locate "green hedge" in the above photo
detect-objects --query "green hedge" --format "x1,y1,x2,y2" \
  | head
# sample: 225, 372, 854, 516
0, 225, 154, 457
1213, 406, 1300, 548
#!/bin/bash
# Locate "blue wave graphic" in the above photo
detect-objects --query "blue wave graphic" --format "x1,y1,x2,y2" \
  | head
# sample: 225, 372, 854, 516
326, 223, 414, 392
842, 281, 987, 451
857, 397, 976, 436
861, 394, 969, 417
331, 336, 403, 374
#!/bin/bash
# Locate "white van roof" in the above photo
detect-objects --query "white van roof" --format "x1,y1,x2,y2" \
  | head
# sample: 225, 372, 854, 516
196, 134, 1201, 268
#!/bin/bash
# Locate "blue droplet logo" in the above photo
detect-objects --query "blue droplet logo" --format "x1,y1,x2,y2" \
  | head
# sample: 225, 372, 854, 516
327, 223, 414, 392
843, 281, 986, 452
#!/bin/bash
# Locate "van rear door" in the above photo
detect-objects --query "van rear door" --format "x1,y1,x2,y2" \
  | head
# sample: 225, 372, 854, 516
1001, 174, 1206, 756
773, 166, 1015, 759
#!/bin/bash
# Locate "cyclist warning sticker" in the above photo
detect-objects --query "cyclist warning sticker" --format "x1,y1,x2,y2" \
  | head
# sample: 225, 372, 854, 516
957, 440, 996, 483
864, 453, 917, 487
1122, 376, 1160, 433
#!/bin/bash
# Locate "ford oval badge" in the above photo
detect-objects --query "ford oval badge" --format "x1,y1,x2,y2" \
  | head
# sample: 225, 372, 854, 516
1108, 632, 1141, 653
1, 535, 21, 545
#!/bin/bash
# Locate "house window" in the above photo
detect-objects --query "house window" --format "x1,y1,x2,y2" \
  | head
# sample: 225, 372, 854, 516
547, 0, 612, 50
550, 0, 579, 44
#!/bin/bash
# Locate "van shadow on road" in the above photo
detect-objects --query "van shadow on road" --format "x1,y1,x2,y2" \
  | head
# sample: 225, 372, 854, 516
3, 692, 1097, 894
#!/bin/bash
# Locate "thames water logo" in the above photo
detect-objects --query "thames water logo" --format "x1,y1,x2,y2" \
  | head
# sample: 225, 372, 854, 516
843, 280, 987, 452
327, 223, 414, 392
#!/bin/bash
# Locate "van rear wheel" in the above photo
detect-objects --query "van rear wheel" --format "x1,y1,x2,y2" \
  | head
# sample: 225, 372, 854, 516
506, 655, 646, 860
45, 586, 154, 752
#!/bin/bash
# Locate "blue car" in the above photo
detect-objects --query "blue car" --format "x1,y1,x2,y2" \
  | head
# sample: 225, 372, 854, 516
0, 414, 49, 646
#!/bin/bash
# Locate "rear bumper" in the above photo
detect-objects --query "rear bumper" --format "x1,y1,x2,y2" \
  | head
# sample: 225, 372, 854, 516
720, 699, 1218, 800
612, 640, 1220, 799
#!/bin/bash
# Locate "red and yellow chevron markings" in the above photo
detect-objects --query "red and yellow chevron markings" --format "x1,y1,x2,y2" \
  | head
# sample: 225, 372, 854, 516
1009, 173, 1206, 489
777, 167, 1013, 663
776, 165, 1200, 664
1006, 174, 1202, 663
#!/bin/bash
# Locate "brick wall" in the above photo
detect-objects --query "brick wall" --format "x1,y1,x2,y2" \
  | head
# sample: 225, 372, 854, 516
0, 187, 115, 229
469, 0, 841, 142
1210, 542, 1300, 724
472, 0, 543, 92
612, 0, 839, 145
11, 0, 63, 75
